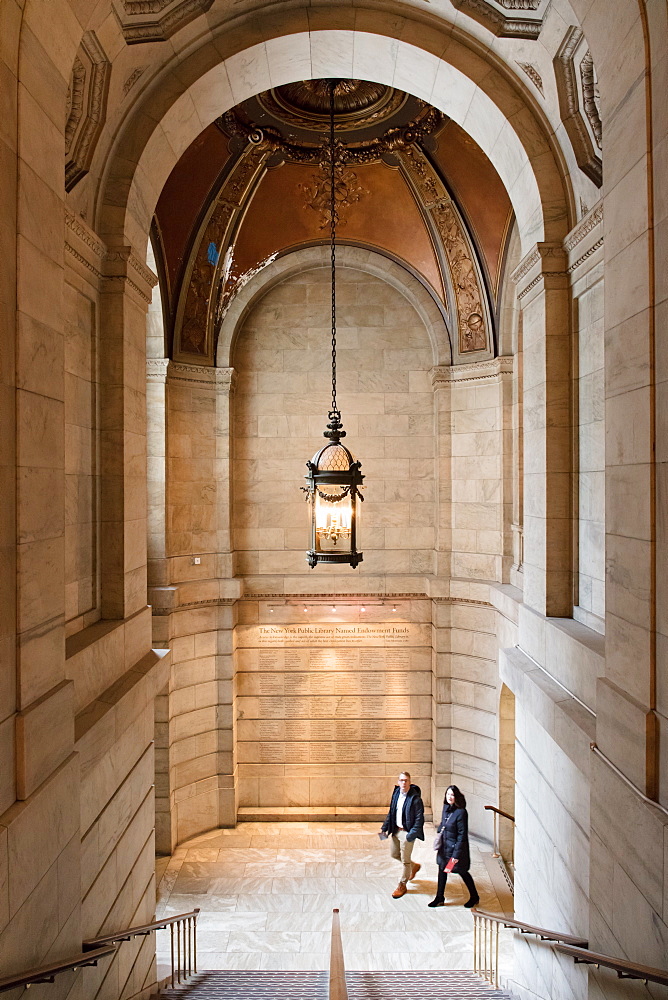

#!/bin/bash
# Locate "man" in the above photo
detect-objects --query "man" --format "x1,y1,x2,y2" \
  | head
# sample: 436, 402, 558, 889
380, 771, 425, 898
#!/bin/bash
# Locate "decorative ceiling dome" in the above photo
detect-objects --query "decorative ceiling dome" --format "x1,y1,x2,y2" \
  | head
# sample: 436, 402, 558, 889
265, 80, 406, 130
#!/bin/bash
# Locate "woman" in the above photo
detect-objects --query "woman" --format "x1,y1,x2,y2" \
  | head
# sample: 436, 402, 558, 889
428, 784, 480, 908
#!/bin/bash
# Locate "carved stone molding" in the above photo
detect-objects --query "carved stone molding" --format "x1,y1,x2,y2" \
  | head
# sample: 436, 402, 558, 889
430, 356, 513, 387
166, 361, 236, 390
65, 32, 110, 192
564, 202, 603, 275
123, 66, 145, 95
399, 145, 492, 359
113, 0, 214, 44
516, 62, 544, 95
554, 26, 602, 187
450, 0, 549, 38
564, 202, 603, 252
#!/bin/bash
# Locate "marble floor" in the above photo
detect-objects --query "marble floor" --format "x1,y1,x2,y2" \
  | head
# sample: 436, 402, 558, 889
155, 822, 514, 974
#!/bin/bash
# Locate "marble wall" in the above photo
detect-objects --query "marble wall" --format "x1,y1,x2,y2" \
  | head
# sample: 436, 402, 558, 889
231, 266, 436, 578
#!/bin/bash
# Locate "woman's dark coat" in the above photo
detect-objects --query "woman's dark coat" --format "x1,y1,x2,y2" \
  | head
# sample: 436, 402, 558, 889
436, 803, 471, 872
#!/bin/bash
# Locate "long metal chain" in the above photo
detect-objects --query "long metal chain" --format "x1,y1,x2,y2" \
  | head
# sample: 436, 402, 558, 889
329, 81, 339, 418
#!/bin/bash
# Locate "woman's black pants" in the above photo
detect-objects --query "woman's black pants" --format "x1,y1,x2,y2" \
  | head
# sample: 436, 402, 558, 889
434, 867, 478, 901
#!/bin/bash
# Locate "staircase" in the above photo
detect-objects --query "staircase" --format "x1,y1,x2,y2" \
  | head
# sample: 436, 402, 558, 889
158, 970, 514, 998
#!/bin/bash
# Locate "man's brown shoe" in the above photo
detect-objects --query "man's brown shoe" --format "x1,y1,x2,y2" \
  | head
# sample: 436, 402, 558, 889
392, 882, 407, 898
410, 862, 421, 881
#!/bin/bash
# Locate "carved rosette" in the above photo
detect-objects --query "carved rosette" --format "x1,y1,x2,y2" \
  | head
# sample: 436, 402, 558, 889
554, 26, 602, 187
399, 145, 492, 358
173, 144, 269, 363
112, 0, 214, 43
65, 32, 110, 191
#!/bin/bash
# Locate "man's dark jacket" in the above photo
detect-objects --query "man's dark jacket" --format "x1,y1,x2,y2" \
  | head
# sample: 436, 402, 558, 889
381, 783, 425, 842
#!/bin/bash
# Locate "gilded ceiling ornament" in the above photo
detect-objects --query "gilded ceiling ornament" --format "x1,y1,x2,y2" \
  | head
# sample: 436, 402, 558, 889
299, 159, 369, 230
399, 145, 491, 355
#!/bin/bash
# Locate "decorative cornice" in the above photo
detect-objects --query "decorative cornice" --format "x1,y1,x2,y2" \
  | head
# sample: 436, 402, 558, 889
450, 0, 548, 38
564, 202, 603, 252
568, 238, 604, 274
65, 210, 106, 258
166, 362, 236, 389
430, 356, 514, 387
113, 0, 214, 44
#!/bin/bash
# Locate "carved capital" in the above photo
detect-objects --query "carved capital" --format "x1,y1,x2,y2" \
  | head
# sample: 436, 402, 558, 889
102, 245, 158, 303
64, 210, 107, 282
512, 242, 568, 299
146, 358, 170, 382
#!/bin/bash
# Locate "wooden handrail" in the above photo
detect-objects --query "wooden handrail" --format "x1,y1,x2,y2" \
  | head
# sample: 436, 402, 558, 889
0, 946, 116, 994
484, 805, 515, 823
82, 908, 200, 948
554, 944, 668, 987
472, 909, 587, 947
329, 908, 348, 1000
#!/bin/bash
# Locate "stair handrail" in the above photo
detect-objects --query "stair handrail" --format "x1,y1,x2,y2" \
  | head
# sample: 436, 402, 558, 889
484, 805, 515, 859
472, 908, 587, 946
83, 908, 200, 989
472, 908, 588, 988
553, 943, 668, 988
329, 908, 348, 1000
0, 945, 117, 994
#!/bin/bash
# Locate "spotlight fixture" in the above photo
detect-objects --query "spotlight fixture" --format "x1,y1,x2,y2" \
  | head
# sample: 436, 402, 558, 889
360, 606, 366, 612
392, 605, 397, 613
303, 606, 308, 612
301, 82, 364, 569
331, 605, 337, 612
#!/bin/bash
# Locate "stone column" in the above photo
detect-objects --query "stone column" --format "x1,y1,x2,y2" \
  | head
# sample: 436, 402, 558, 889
512, 245, 571, 618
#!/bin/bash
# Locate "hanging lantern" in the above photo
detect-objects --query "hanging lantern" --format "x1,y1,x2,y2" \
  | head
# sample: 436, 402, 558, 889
304, 412, 364, 568
302, 82, 364, 569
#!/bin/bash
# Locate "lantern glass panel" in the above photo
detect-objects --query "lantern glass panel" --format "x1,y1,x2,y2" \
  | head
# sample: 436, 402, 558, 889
314, 486, 353, 555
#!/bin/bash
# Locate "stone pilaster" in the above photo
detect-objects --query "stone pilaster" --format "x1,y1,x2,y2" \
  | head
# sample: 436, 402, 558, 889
512, 244, 572, 618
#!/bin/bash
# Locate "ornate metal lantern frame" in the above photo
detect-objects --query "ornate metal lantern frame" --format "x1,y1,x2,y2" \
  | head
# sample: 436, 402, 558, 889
302, 82, 364, 569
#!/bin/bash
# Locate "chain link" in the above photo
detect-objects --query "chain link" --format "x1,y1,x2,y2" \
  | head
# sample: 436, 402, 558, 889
329, 82, 339, 418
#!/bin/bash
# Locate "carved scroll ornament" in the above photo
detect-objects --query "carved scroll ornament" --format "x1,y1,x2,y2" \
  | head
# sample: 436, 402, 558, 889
399, 145, 491, 356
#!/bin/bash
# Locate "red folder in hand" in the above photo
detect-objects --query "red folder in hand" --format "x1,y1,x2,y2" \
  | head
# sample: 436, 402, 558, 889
444, 857, 457, 873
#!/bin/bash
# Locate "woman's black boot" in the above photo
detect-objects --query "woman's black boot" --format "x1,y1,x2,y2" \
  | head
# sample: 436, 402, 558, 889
461, 872, 479, 908
428, 869, 447, 907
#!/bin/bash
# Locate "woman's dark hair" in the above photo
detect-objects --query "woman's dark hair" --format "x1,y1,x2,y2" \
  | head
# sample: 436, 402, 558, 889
445, 784, 467, 809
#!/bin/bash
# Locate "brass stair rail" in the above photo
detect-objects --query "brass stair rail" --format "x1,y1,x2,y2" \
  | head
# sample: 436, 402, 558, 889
83, 908, 200, 989
472, 908, 587, 988
554, 944, 668, 988
484, 805, 515, 859
0, 945, 116, 994
329, 908, 348, 1000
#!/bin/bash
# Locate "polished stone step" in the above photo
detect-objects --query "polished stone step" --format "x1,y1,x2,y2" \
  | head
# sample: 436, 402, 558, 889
158, 970, 513, 998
